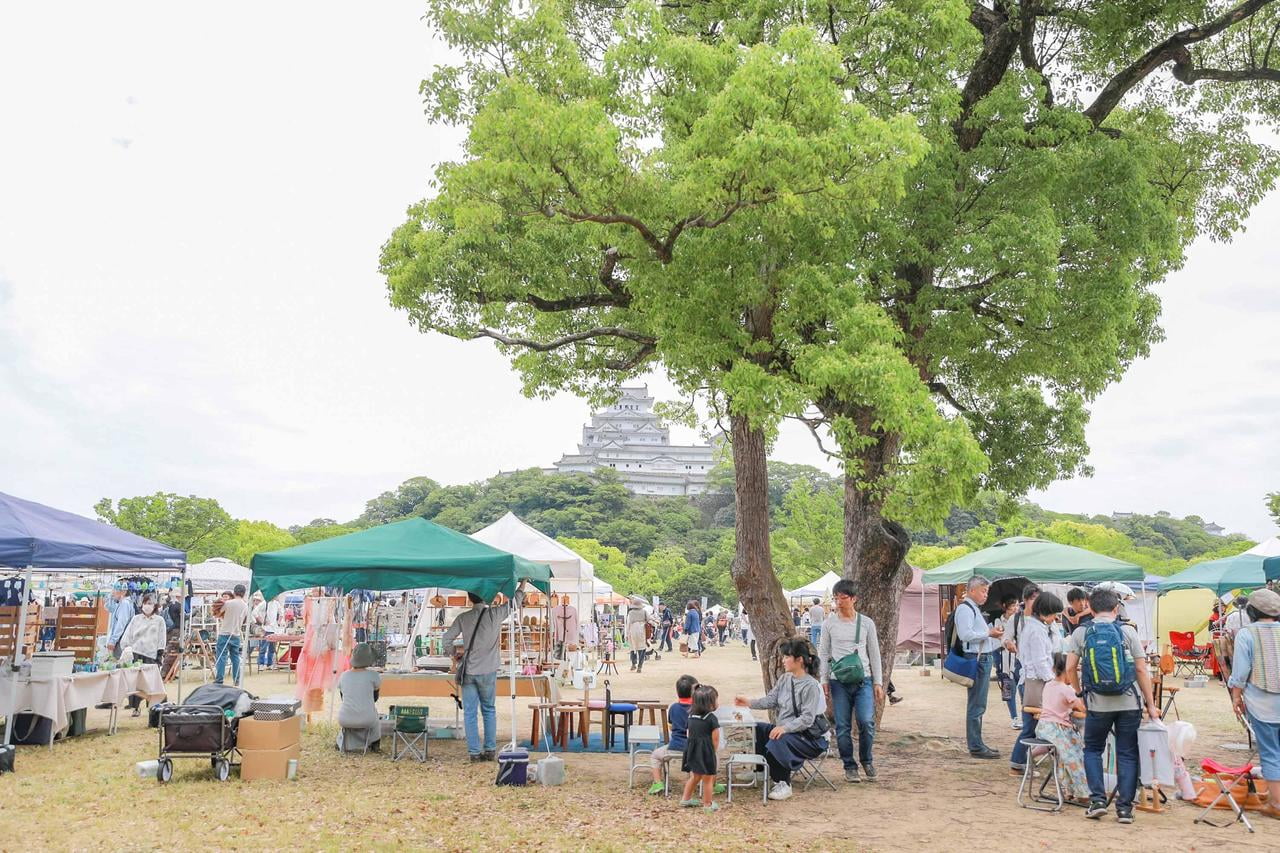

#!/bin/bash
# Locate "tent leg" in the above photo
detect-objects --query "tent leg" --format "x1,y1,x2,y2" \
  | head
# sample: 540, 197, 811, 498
177, 564, 187, 703
509, 602, 518, 752
3, 566, 34, 747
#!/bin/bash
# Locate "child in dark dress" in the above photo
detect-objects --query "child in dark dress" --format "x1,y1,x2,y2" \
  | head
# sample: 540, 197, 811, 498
681, 684, 721, 812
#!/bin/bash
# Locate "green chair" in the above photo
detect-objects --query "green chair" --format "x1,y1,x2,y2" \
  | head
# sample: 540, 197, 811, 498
391, 705, 428, 762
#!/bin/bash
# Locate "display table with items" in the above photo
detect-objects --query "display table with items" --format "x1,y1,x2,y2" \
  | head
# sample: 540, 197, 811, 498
0, 663, 166, 746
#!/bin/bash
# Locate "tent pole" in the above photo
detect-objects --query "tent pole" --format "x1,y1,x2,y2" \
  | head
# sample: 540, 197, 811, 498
920, 576, 925, 667
3, 565, 34, 747
509, 589, 517, 751
177, 563, 187, 703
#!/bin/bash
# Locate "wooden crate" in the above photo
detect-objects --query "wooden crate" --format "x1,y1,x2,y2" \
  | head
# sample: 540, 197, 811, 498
55, 600, 108, 662
0, 603, 41, 660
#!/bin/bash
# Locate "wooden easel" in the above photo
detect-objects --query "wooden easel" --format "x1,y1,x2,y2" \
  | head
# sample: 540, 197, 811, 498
1136, 782, 1167, 813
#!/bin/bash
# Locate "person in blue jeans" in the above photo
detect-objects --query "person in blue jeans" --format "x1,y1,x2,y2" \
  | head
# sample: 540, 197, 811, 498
954, 577, 1004, 758
1065, 588, 1160, 824
819, 579, 884, 782
444, 588, 522, 761
213, 586, 249, 686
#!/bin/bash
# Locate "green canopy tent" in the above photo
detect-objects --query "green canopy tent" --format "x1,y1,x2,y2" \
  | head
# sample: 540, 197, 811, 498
250, 518, 552, 600
920, 537, 1145, 586
249, 518, 552, 748
1157, 552, 1273, 597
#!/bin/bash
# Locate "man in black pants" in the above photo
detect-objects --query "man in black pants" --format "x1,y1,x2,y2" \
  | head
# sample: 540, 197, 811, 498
659, 605, 674, 653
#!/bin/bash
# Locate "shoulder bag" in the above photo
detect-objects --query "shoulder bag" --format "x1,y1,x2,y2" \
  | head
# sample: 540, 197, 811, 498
790, 677, 830, 739
829, 614, 866, 686
942, 601, 981, 688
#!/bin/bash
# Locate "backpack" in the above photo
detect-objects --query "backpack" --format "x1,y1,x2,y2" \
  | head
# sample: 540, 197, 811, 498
943, 600, 979, 656
1080, 621, 1137, 697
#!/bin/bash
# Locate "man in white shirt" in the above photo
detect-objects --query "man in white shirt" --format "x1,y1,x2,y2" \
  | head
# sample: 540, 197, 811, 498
954, 576, 1004, 758
808, 599, 826, 647
214, 584, 249, 686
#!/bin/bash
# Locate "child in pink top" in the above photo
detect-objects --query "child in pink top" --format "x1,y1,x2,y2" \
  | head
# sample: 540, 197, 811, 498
1034, 653, 1089, 801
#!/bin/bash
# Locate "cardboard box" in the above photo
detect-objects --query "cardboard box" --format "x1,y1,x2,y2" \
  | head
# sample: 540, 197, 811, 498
237, 714, 301, 750
239, 742, 301, 781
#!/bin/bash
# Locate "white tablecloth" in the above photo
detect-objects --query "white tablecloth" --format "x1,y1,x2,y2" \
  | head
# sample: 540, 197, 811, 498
0, 665, 167, 736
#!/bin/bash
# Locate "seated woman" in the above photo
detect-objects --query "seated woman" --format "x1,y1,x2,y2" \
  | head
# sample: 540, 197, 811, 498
733, 637, 827, 801
336, 642, 382, 753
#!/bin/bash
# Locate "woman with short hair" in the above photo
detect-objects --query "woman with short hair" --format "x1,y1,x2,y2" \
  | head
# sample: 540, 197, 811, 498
1010, 591, 1064, 773
1228, 589, 1280, 819
734, 637, 827, 801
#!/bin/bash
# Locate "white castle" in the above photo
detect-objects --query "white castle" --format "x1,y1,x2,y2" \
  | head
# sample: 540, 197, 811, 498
551, 386, 717, 496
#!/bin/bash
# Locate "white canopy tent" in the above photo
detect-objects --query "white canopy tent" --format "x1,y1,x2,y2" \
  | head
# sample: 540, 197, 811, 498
1246, 536, 1280, 557
786, 570, 842, 602
185, 557, 251, 593
470, 513, 596, 618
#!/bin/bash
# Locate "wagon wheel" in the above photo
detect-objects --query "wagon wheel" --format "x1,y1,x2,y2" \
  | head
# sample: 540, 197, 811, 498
157, 758, 173, 783
214, 758, 230, 781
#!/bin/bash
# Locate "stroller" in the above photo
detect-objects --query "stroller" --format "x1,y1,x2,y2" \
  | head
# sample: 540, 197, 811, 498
156, 684, 252, 783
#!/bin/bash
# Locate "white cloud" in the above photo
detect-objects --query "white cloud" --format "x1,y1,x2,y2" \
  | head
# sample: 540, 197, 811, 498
0, 2, 1276, 542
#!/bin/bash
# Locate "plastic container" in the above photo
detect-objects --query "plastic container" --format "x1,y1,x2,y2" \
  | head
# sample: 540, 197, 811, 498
287, 758, 298, 780
496, 748, 529, 786
135, 759, 160, 779
537, 754, 565, 787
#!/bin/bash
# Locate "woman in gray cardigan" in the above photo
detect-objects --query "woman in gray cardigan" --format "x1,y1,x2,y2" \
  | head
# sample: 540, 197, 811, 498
734, 637, 827, 801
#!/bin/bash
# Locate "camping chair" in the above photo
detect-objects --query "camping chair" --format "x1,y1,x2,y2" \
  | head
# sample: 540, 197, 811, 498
1196, 714, 1260, 833
390, 705, 429, 763
1169, 631, 1210, 678
796, 733, 837, 792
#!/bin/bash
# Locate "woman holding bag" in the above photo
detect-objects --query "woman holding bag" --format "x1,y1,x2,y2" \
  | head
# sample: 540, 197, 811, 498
1010, 591, 1064, 773
819, 579, 883, 783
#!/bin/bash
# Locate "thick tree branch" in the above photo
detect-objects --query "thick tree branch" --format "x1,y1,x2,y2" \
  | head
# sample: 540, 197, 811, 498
928, 381, 972, 414
471, 326, 656, 350
955, 2, 1021, 150
1084, 0, 1279, 126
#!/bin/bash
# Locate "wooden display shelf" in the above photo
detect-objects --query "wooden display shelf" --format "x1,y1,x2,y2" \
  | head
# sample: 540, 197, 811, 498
55, 600, 108, 662
0, 603, 41, 660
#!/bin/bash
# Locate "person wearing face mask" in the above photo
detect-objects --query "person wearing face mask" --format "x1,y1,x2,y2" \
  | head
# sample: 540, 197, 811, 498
119, 594, 167, 716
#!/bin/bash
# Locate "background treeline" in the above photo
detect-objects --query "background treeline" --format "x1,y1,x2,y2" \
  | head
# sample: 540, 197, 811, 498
97, 464, 1274, 606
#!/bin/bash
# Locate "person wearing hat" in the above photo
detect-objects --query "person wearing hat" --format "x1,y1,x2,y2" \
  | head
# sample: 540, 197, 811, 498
1227, 588, 1280, 819
337, 642, 382, 752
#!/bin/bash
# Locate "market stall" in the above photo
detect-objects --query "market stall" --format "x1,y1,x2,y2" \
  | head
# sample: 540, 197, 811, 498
470, 512, 596, 629
0, 491, 187, 748
250, 517, 551, 748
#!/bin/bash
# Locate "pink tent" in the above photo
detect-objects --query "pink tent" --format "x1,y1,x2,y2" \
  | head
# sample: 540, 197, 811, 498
896, 565, 941, 655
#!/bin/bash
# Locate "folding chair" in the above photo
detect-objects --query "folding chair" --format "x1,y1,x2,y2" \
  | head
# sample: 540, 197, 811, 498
796, 734, 837, 792
1169, 631, 1210, 678
1016, 737, 1064, 812
390, 705, 429, 763
720, 721, 766, 804
1195, 758, 1257, 833
627, 725, 662, 787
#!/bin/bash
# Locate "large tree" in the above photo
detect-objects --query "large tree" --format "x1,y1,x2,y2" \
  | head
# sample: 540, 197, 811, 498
95, 493, 237, 564
385, 0, 1280, 690
383, 0, 963, 683
1268, 492, 1280, 527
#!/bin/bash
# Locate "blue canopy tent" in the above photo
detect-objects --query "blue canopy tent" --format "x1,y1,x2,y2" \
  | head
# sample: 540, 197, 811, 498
1, 492, 187, 747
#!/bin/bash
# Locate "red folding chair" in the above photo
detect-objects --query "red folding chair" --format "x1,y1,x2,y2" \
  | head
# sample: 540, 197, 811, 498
1195, 758, 1257, 833
1169, 631, 1210, 678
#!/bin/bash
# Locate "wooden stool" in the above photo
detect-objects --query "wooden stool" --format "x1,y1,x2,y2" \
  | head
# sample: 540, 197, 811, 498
553, 701, 585, 750
1162, 686, 1181, 721
528, 701, 558, 750
634, 700, 668, 741
597, 657, 619, 676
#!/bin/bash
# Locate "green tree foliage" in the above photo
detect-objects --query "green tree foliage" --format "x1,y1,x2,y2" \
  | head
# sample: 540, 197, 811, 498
290, 520, 362, 545
771, 481, 842, 587
229, 520, 297, 567
355, 476, 441, 526
94, 493, 237, 564
1268, 492, 1280, 527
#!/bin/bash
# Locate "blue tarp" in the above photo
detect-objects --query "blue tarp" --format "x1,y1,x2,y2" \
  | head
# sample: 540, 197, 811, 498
0, 491, 186, 569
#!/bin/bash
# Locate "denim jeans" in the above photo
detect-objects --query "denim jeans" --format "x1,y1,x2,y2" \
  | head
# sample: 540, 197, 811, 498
965, 652, 994, 752
1010, 680, 1043, 768
660, 627, 673, 652
1083, 708, 1142, 808
809, 626, 822, 647
258, 639, 276, 667
829, 678, 875, 768
214, 633, 241, 685
1249, 709, 1280, 780
461, 671, 498, 755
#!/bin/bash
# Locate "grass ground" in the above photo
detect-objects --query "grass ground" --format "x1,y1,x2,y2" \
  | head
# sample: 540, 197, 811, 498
1, 642, 1273, 852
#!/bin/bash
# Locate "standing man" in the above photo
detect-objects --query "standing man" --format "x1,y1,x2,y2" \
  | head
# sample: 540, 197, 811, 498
107, 585, 135, 658
659, 604, 675, 653
808, 598, 826, 648
258, 594, 284, 669
444, 587, 523, 762
955, 577, 1004, 759
213, 584, 248, 686
1228, 589, 1280, 820
1064, 588, 1093, 631
1066, 588, 1160, 824
820, 579, 884, 783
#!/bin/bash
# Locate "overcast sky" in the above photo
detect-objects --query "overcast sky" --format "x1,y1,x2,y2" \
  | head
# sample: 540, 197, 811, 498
2, 2, 1277, 541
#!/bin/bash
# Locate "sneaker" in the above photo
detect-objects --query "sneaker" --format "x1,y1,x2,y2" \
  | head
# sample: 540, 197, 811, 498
712, 782, 726, 795
469, 753, 485, 763
863, 764, 877, 782
888, 694, 903, 705
768, 782, 793, 801
1011, 719, 1022, 729
647, 781, 665, 795
1084, 801, 1108, 820
703, 802, 721, 813
844, 767, 861, 783
679, 799, 700, 808
481, 750, 496, 761
1116, 808, 1134, 825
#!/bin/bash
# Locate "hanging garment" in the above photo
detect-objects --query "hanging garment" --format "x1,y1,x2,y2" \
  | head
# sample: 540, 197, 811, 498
550, 604, 579, 645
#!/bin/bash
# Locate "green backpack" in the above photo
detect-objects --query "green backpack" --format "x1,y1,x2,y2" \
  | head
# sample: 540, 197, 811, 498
829, 615, 865, 686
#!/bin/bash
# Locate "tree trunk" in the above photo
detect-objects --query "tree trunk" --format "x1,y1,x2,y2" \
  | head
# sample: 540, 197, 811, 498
729, 411, 793, 692
842, 437, 912, 722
